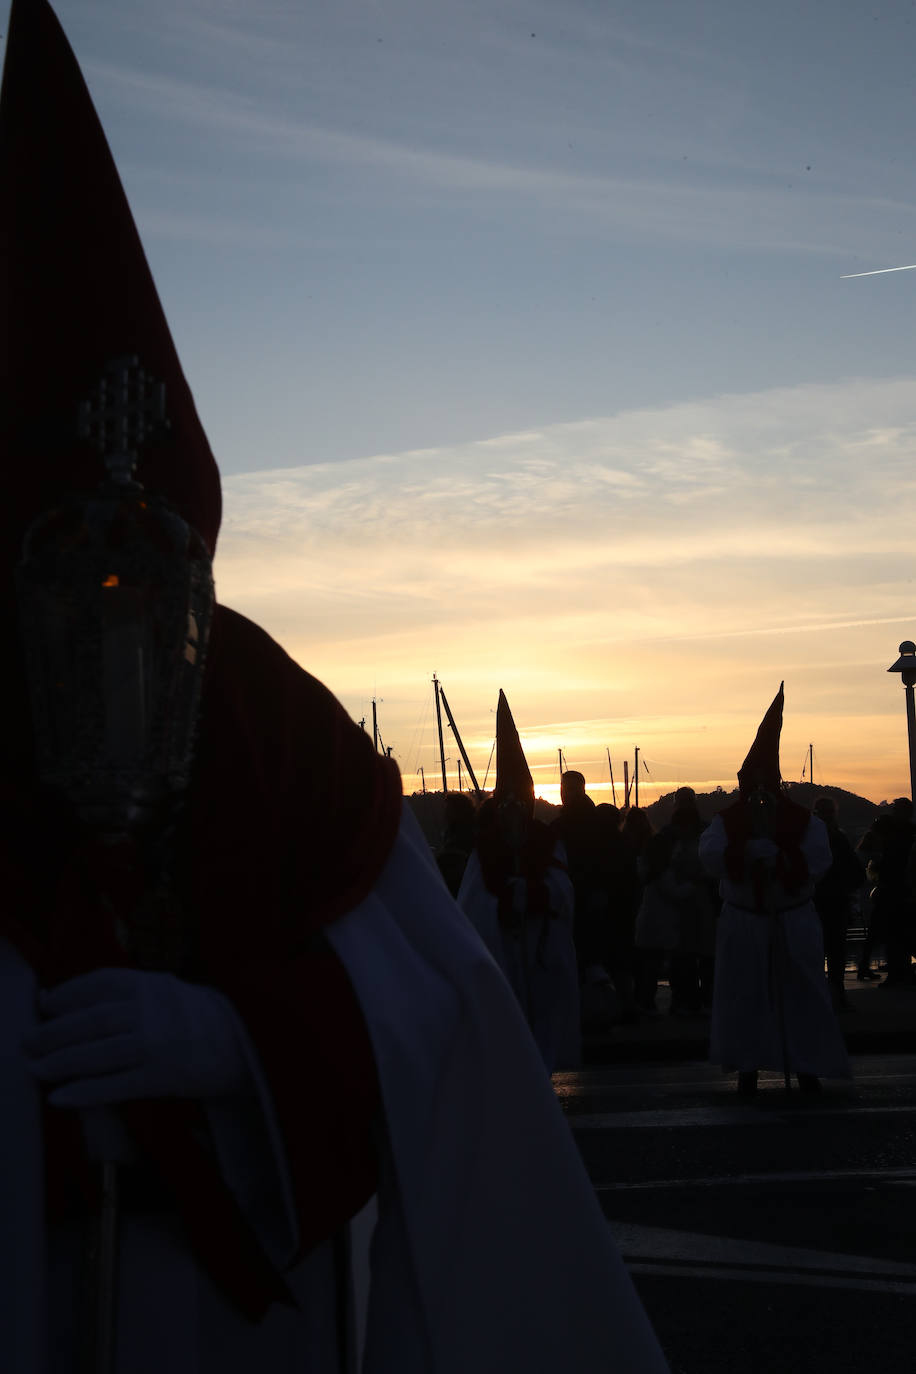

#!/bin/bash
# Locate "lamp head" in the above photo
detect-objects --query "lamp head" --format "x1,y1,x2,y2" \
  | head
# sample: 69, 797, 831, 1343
887, 641, 916, 689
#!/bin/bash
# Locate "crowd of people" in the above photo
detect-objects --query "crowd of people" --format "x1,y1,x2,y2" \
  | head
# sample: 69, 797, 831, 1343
436, 684, 916, 1094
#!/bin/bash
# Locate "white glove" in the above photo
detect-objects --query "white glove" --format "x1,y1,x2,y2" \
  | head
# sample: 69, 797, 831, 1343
23, 968, 251, 1107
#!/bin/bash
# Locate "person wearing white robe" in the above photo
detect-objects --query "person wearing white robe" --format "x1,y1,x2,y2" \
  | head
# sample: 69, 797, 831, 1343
699, 809, 851, 1083
456, 690, 581, 1071
2, 806, 670, 1374
457, 839, 581, 1071
698, 683, 850, 1090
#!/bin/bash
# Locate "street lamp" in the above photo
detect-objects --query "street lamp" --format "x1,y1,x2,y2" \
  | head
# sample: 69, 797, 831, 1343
887, 640, 916, 802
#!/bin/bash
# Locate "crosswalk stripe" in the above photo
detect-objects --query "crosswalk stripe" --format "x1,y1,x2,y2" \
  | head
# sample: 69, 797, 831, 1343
570, 1107, 785, 1129
594, 1165, 916, 1192
556, 1069, 916, 1097
609, 1221, 916, 1277
624, 1262, 916, 1295
567, 1103, 916, 1130
554, 1062, 916, 1094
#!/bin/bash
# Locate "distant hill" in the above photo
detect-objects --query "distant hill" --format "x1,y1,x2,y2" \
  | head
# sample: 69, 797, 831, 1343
645, 782, 882, 846
407, 781, 884, 849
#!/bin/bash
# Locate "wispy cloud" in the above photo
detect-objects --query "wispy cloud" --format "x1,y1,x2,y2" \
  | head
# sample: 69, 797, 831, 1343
220, 375, 916, 561
83, 55, 916, 259
215, 375, 916, 800
133, 207, 291, 248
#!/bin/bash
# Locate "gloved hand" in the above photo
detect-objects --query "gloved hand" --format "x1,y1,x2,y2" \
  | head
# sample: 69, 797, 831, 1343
23, 968, 252, 1107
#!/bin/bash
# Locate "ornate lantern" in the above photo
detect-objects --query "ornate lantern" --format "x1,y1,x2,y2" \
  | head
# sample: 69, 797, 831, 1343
16, 356, 215, 842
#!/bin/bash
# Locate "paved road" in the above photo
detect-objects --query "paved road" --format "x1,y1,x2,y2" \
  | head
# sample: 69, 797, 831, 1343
556, 1056, 916, 1374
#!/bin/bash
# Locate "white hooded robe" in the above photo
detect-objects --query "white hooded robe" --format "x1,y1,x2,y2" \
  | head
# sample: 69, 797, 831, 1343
1, 809, 668, 1373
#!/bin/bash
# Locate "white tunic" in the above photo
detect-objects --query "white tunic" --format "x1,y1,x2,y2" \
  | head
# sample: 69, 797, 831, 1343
331, 810, 664, 1372
1, 809, 668, 1373
455, 845, 581, 1071
699, 812, 851, 1079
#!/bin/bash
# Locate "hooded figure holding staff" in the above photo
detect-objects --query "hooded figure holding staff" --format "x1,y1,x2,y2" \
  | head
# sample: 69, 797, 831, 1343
698, 685, 851, 1096
0, 3, 670, 1371
457, 691, 580, 1071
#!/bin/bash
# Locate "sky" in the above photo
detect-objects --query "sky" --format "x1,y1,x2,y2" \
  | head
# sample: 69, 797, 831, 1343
7, 0, 916, 804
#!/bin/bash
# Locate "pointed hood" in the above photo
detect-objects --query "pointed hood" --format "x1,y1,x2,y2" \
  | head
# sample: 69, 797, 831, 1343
0, 2, 406, 1321
722, 681, 811, 902
0, 0, 222, 561
493, 689, 535, 811
737, 682, 784, 798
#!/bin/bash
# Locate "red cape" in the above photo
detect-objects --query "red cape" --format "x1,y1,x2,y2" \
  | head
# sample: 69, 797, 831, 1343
719, 792, 811, 911
0, 607, 403, 1317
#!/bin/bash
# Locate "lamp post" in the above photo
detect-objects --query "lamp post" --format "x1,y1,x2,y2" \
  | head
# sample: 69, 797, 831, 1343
887, 640, 916, 802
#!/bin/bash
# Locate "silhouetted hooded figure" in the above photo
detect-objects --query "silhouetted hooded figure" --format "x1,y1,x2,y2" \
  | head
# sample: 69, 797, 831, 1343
722, 684, 811, 907
699, 685, 850, 1095
1, 0, 398, 1353
458, 690, 581, 1070
0, 6, 673, 1372
552, 771, 602, 970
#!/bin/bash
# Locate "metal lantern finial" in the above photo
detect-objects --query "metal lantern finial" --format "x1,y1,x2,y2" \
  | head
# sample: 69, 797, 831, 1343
77, 355, 168, 486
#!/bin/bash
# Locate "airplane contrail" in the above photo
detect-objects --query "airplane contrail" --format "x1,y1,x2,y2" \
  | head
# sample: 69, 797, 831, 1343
841, 263, 916, 278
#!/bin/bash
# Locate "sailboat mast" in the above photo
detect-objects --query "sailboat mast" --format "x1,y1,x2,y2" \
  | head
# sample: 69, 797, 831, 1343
432, 674, 448, 793
809, 743, 814, 787
372, 698, 379, 753
634, 746, 640, 808
438, 685, 481, 793
607, 748, 617, 806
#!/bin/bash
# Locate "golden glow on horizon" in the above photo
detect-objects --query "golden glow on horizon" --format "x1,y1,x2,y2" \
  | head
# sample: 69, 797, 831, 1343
401, 772, 744, 807
217, 376, 916, 806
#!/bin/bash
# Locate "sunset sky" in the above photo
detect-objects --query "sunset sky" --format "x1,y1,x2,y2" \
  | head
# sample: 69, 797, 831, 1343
9, 0, 916, 804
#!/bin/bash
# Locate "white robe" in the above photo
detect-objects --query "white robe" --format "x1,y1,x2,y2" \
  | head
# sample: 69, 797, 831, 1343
699, 812, 851, 1079
0, 940, 346, 1374
2, 809, 668, 1373
455, 844, 581, 1071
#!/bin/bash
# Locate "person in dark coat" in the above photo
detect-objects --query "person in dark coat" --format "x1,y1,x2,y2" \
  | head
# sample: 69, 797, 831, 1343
552, 771, 617, 1027
857, 800, 916, 987
856, 814, 892, 980
581, 803, 641, 1024
619, 808, 658, 1013
436, 791, 478, 898
636, 790, 717, 1018
812, 796, 866, 1011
